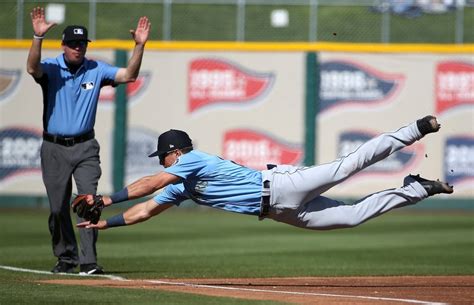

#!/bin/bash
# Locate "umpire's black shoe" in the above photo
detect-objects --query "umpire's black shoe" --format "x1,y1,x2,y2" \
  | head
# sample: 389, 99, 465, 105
79, 263, 105, 275
416, 115, 440, 136
408, 174, 453, 196
51, 261, 76, 274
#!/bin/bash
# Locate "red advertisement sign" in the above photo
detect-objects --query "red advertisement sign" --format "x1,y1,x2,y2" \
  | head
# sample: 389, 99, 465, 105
223, 129, 302, 170
188, 58, 274, 112
435, 61, 474, 113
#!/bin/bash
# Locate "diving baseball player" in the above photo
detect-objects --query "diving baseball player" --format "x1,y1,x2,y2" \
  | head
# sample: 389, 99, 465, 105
77, 115, 453, 231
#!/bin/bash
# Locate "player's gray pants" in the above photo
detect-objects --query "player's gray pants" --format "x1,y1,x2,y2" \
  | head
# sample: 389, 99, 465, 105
41, 139, 101, 265
261, 121, 429, 230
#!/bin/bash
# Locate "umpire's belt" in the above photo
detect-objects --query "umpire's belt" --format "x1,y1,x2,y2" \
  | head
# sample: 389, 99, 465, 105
259, 180, 271, 220
43, 130, 95, 147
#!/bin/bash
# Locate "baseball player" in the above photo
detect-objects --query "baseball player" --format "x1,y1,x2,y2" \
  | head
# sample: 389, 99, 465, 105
27, 7, 150, 274
78, 116, 453, 231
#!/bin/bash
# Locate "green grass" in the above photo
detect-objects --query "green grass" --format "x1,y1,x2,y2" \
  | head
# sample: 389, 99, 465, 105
1, 207, 473, 278
0, 207, 473, 304
0, 270, 285, 305
1, 1, 472, 43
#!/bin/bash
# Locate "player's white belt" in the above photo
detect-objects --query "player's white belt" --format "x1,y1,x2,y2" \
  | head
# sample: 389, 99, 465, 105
259, 180, 271, 220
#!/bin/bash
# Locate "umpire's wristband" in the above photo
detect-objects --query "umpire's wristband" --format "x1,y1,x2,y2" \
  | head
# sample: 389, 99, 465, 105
106, 214, 126, 228
110, 188, 129, 204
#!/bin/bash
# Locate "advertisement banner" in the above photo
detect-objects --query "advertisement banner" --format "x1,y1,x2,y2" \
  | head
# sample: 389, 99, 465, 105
0, 48, 471, 199
317, 52, 474, 198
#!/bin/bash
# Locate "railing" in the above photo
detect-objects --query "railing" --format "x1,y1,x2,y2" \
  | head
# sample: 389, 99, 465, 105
3, 0, 473, 43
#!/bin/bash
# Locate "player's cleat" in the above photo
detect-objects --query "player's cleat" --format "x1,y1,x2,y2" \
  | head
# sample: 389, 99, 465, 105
406, 174, 453, 196
416, 115, 440, 136
79, 263, 104, 275
51, 261, 76, 273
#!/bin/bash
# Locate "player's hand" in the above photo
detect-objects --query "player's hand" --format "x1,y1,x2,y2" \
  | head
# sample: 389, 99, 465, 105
77, 194, 112, 207
130, 16, 151, 46
102, 195, 113, 207
77, 219, 108, 230
30, 7, 56, 37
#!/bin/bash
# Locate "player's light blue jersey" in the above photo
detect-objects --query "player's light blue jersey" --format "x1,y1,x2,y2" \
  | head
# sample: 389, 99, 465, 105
37, 55, 118, 136
153, 150, 263, 215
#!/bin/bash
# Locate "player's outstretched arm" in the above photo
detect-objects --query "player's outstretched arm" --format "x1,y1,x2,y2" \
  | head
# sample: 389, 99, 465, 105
114, 16, 151, 84
77, 199, 173, 230
104, 171, 180, 206
27, 7, 56, 78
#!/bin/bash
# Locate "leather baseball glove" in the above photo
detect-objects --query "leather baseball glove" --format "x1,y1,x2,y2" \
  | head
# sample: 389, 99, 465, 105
71, 194, 104, 224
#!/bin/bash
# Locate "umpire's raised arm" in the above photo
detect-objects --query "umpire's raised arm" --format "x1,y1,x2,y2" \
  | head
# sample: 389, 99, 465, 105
113, 16, 151, 84
26, 7, 57, 78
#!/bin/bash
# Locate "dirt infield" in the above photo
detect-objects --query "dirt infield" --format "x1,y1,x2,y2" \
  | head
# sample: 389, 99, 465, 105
42, 275, 473, 305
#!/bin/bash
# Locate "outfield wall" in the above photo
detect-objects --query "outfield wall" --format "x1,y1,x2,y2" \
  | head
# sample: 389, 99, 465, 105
0, 41, 472, 202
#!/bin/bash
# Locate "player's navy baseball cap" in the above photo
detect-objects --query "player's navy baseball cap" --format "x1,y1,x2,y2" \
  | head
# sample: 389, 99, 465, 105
62, 25, 91, 42
148, 129, 193, 158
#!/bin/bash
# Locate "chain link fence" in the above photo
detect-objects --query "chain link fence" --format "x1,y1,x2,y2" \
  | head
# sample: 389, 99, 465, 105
1, 0, 473, 43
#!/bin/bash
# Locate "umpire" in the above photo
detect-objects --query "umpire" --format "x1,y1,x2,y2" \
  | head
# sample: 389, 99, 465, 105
26, 7, 151, 274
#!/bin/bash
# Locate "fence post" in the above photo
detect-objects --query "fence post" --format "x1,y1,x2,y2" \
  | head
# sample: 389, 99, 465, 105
89, 0, 97, 40
455, 3, 464, 44
236, 0, 246, 41
113, 50, 128, 191
305, 52, 319, 166
308, 0, 318, 42
163, 0, 172, 41
381, 0, 390, 43
16, 0, 24, 39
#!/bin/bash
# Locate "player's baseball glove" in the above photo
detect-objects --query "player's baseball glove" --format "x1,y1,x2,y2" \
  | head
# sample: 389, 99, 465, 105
71, 194, 104, 224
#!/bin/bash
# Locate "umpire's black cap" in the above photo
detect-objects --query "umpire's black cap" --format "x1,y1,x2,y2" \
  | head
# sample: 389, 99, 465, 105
62, 25, 91, 42
148, 129, 193, 158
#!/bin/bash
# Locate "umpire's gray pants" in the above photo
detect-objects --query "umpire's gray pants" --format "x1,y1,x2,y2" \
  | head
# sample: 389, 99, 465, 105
262, 121, 429, 230
41, 139, 101, 265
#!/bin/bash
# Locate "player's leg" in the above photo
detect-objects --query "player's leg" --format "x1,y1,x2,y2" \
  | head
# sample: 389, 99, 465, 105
269, 175, 452, 230
269, 116, 439, 210
41, 141, 78, 272
72, 139, 102, 273
303, 116, 438, 192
